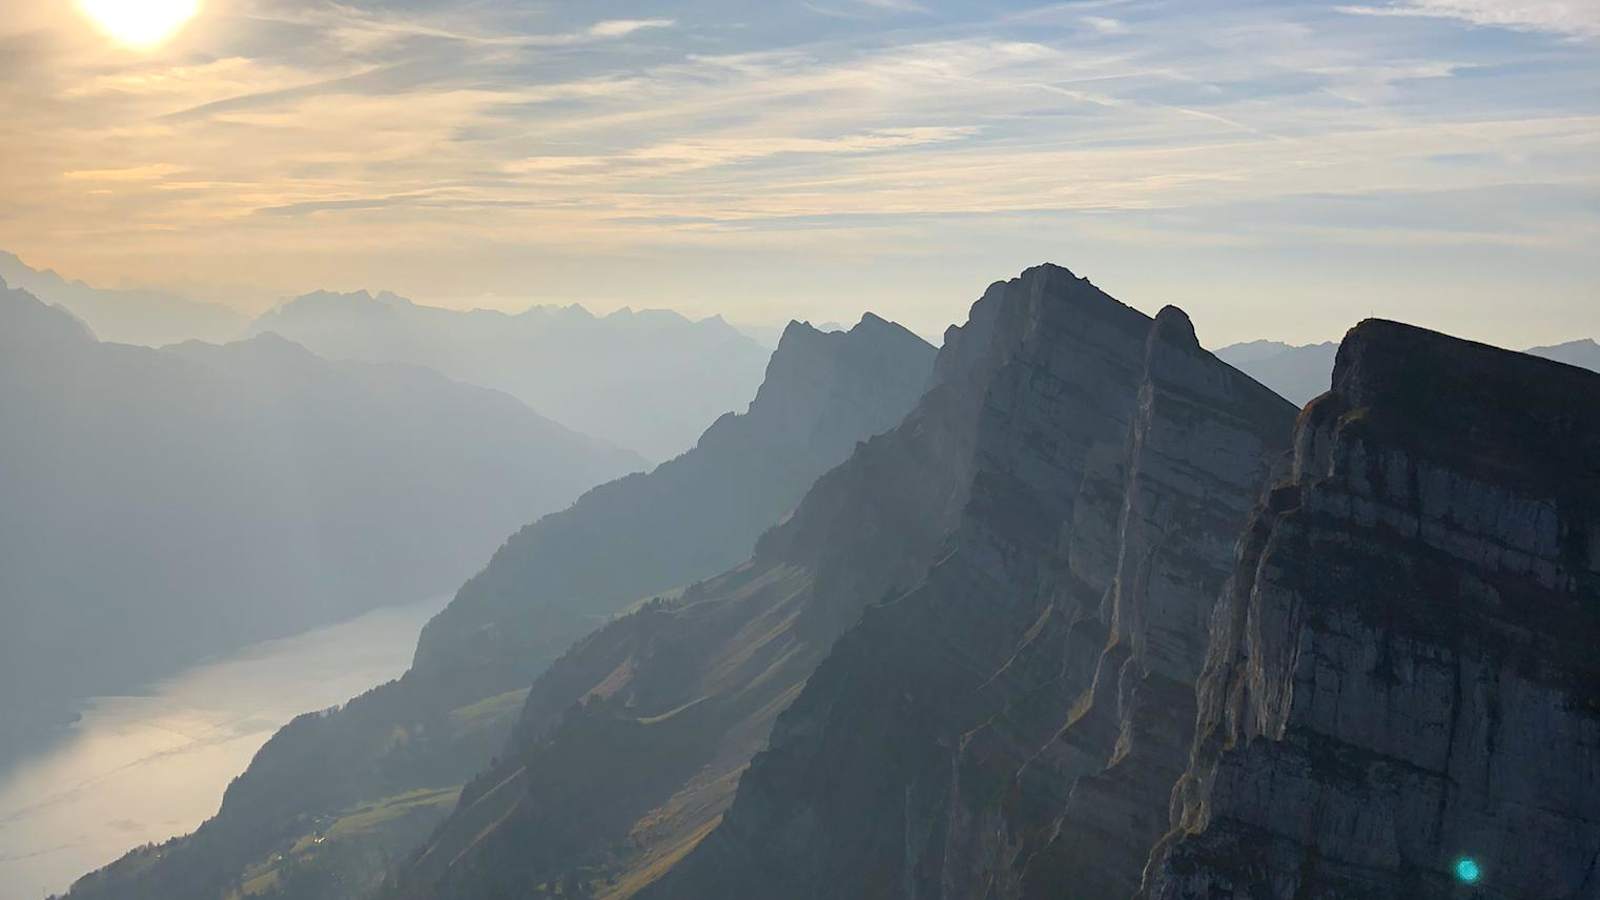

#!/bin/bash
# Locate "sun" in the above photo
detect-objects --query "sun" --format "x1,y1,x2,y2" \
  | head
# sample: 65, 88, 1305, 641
78, 0, 200, 49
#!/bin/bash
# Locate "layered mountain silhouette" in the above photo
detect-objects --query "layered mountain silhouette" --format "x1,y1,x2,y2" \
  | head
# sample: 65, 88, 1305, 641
53, 264, 1600, 900
1214, 340, 1339, 407
249, 290, 773, 462
0, 280, 641, 758
61, 314, 934, 900
364, 265, 1293, 899
378, 266, 1596, 900
1218, 336, 1599, 406
0, 250, 246, 347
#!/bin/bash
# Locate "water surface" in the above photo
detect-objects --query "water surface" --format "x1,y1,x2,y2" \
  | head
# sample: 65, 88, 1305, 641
0, 597, 444, 900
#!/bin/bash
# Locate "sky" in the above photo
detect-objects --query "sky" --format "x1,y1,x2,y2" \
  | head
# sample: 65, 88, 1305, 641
1, 0, 1596, 345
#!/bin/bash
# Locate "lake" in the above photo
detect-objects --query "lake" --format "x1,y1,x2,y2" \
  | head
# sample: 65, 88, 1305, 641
0, 597, 445, 900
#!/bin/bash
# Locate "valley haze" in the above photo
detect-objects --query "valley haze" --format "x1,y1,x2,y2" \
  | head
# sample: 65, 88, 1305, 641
1, 1, 1597, 899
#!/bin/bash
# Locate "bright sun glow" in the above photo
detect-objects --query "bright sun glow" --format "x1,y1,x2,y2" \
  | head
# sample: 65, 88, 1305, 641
78, 0, 200, 49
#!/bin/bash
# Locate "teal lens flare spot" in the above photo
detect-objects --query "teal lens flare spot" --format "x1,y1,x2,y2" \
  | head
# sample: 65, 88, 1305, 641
1454, 857, 1482, 884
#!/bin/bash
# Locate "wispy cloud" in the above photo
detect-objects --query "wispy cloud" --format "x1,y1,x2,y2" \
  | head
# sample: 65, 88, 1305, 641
587, 19, 676, 38
1, 0, 1595, 342
63, 164, 186, 182
1080, 16, 1127, 35
1336, 1, 1600, 39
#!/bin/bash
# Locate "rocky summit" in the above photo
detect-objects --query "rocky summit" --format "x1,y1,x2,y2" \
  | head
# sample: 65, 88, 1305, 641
1142, 321, 1600, 899
645, 271, 1298, 900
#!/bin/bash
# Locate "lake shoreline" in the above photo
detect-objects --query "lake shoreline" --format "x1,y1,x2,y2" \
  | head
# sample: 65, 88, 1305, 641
0, 596, 446, 900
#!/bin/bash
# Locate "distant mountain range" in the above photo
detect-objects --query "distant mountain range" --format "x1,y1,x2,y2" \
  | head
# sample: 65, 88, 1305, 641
1217, 336, 1599, 405
0, 279, 642, 758
1526, 337, 1600, 371
63, 313, 936, 900
47, 264, 1600, 900
0, 251, 246, 347
3, 251, 779, 461
250, 290, 774, 461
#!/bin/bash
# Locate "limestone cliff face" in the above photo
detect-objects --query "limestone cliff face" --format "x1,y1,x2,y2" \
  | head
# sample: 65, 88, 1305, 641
1141, 321, 1600, 899
645, 276, 1296, 899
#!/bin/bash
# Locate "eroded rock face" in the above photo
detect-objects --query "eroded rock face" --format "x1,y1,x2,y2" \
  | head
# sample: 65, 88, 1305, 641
643, 278, 1296, 899
1142, 321, 1600, 900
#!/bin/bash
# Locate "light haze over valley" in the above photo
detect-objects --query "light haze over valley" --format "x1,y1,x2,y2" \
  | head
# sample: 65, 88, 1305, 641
1, 1, 1597, 899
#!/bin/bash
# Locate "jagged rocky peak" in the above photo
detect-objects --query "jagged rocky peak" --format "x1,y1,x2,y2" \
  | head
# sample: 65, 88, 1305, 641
643, 270, 1297, 899
743, 312, 935, 428
1142, 320, 1600, 899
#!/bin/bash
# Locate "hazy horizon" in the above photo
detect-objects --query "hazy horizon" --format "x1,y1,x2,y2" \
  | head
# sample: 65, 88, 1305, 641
4, 0, 1596, 347
3, 3, 1599, 897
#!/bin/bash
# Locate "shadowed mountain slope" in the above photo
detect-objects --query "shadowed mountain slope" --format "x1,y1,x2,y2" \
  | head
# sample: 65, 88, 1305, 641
644, 282, 1297, 900
410, 313, 937, 701
60, 315, 934, 900
375, 264, 1295, 900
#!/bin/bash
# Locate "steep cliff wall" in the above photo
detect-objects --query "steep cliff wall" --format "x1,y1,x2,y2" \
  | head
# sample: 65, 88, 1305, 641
647, 287, 1295, 899
1142, 321, 1600, 899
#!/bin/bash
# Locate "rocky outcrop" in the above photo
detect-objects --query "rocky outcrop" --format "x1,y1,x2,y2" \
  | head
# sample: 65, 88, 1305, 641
60, 316, 933, 900
644, 275, 1296, 899
1141, 321, 1600, 899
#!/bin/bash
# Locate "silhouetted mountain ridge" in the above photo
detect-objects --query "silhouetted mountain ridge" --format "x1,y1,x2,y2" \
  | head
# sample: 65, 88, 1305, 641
0, 281, 641, 760
250, 288, 773, 460
0, 251, 246, 346
1217, 335, 1599, 406
61, 312, 935, 900
55, 264, 1600, 900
